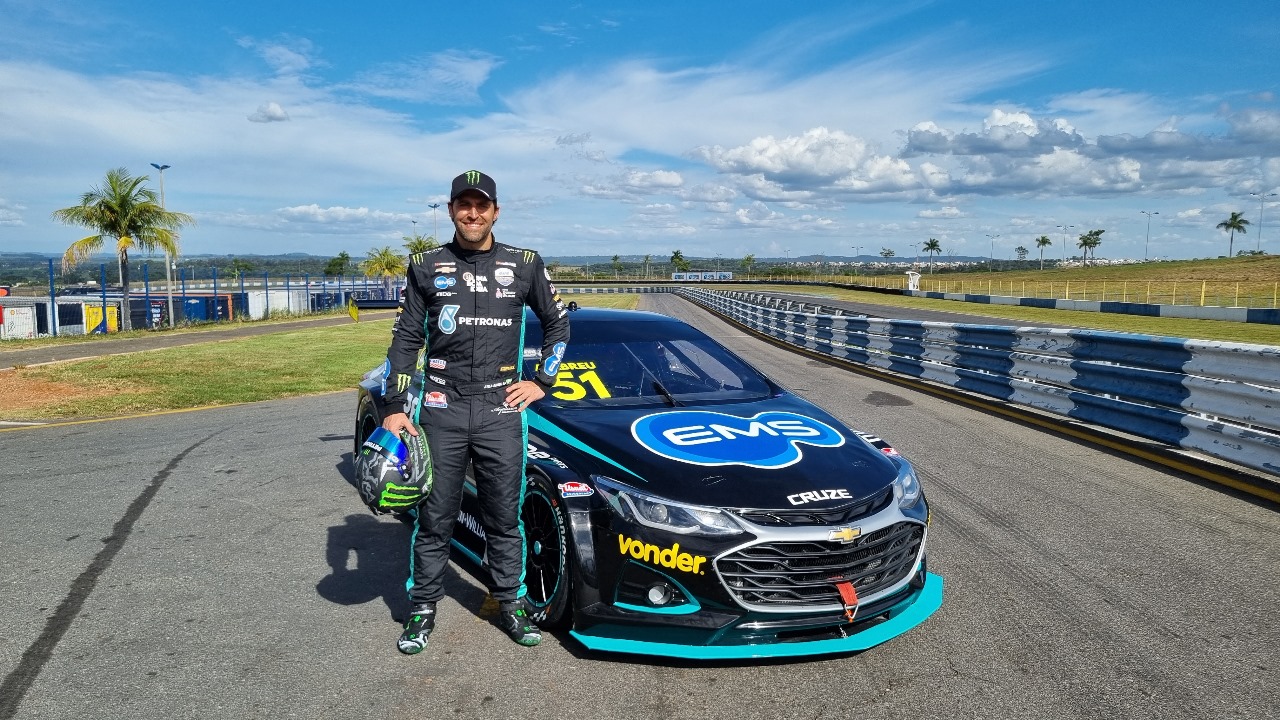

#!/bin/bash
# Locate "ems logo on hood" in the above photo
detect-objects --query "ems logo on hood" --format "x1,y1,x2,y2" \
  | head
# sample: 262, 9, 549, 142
631, 411, 845, 469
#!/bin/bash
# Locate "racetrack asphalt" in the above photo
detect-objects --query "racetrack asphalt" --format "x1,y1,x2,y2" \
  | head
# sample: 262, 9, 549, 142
0, 295, 1276, 720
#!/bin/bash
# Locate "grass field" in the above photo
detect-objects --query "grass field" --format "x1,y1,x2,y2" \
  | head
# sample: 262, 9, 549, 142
770, 254, 1280, 310
723, 284, 1280, 346
0, 294, 638, 421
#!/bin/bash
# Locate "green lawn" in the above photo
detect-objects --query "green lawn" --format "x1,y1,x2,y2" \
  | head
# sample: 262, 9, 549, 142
4, 294, 638, 420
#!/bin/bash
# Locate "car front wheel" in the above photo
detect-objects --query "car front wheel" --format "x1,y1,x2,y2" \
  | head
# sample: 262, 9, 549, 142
521, 473, 573, 629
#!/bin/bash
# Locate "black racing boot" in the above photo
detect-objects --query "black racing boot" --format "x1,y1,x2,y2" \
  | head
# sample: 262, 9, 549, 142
397, 604, 436, 655
497, 601, 541, 646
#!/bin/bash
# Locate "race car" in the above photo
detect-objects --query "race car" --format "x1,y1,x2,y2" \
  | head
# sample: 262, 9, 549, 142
354, 307, 942, 659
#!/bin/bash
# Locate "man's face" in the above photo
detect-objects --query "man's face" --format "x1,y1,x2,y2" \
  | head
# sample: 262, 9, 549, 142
448, 191, 499, 246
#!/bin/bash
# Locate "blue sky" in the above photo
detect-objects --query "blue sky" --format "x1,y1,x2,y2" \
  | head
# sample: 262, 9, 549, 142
1, 0, 1278, 263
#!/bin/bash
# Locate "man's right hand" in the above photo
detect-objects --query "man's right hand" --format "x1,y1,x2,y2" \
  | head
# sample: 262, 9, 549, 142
382, 412, 418, 436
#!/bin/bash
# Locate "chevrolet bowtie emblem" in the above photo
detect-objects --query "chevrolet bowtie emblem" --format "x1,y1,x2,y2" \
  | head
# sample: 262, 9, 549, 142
828, 527, 861, 543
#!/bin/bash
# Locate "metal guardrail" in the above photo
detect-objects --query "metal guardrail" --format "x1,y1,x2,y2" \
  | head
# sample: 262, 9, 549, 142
678, 287, 1280, 477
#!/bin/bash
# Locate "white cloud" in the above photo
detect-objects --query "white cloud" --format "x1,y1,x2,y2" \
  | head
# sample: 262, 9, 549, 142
236, 36, 320, 77
277, 205, 407, 225
0, 198, 25, 226
917, 206, 966, 219
348, 51, 502, 104
248, 102, 290, 123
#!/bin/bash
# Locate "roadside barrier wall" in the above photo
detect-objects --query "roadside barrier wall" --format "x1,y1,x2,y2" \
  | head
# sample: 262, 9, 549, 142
678, 287, 1280, 477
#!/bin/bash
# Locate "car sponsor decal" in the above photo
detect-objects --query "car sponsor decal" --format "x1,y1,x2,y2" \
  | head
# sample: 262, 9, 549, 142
543, 341, 567, 376
618, 535, 706, 575
424, 391, 448, 408
495, 288, 517, 299
433, 275, 456, 289
429, 358, 446, 370
438, 305, 459, 334
494, 267, 515, 286
631, 411, 845, 469
787, 489, 852, 505
464, 272, 487, 293
558, 481, 594, 498
434, 263, 456, 273
526, 444, 569, 468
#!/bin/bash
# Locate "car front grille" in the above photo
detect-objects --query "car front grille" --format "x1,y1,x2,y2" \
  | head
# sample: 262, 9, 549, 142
732, 487, 894, 526
716, 521, 924, 609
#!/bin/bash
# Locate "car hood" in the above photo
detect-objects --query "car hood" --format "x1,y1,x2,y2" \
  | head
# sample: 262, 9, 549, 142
530, 394, 901, 511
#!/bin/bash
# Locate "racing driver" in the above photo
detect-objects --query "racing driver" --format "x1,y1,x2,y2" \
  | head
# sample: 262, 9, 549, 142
380, 170, 570, 653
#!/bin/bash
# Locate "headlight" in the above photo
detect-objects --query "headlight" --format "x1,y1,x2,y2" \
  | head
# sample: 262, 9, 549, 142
893, 464, 922, 509
592, 475, 743, 536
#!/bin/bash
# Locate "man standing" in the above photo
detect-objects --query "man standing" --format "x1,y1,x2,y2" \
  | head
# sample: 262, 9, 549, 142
380, 170, 569, 653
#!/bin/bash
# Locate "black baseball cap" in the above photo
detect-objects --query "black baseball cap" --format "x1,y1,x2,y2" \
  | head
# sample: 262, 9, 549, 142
450, 170, 497, 202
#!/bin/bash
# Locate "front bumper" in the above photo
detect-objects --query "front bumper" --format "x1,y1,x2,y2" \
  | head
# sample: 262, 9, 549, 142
569, 570, 943, 660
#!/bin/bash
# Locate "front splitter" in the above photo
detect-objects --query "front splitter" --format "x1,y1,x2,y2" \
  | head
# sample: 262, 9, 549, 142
570, 571, 943, 660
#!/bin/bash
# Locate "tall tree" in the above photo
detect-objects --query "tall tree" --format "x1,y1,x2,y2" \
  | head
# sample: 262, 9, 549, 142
1035, 235, 1053, 270
361, 246, 407, 296
740, 253, 756, 277
879, 247, 896, 258
54, 167, 193, 332
1015, 245, 1029, 262
611, 254, 623, 278
1076, 229, 1104, 266
670, 249, 690, 272
1215, 211, 1250, 258
404, 233, 438, 255
921, 238, 941, 274
324, 251, 351, 276
643, 254, 652, 279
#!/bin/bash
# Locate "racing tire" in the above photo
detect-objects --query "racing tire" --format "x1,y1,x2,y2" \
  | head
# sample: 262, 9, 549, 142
521, 473, 574, 629
354, 395, 380, 459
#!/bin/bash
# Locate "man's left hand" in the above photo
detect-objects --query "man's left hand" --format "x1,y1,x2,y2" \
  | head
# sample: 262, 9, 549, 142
504, 380, 546, 411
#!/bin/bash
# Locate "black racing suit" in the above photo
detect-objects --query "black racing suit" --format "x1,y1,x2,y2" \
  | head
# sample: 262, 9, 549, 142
384, 239, 569, 607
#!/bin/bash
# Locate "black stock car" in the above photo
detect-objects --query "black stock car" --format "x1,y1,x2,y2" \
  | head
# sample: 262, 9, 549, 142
355, 308, 942, 659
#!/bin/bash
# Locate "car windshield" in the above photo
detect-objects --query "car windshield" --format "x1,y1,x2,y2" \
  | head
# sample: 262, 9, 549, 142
524, 320, 774, 408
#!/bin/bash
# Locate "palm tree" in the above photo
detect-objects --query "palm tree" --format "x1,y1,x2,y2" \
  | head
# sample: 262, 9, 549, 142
404, 233, 438, 255
324, 252, 352, 277
611, 254, 622, 279
1035, 235, 1052, 270
1077, 229, 1104, 266
670, 249, 690, 272
921, 238, 941, 274
1216, 212, 1250, 258
54, 167, 193, 332
361, 246, 407, 297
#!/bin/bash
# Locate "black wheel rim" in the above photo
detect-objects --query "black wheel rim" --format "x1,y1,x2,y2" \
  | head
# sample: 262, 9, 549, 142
522, 489, 563, 608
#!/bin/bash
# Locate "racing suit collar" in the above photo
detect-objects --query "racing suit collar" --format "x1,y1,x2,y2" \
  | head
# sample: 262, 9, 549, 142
448, 237, 498, 260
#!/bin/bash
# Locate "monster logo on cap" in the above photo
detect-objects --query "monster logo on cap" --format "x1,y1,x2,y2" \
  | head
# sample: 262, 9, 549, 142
450, 170, 497, 201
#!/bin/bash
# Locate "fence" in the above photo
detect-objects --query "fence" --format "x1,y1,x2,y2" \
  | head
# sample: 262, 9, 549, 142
0, 264, 404, 339
839, 275, 1280, 309
677, 287, 1280, 477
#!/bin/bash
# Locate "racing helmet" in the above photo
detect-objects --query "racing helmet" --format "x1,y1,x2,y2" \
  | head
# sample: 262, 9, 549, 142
355, 426, 432, 514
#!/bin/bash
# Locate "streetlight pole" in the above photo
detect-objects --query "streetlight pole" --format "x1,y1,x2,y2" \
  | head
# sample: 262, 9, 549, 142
1251, 192, 1278, 252
986, 234, 1000, 270
428, 203, 441, 242
1056, 225, 1074, 263
1140, 211, 1159, 261
150, 162, 174, 328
